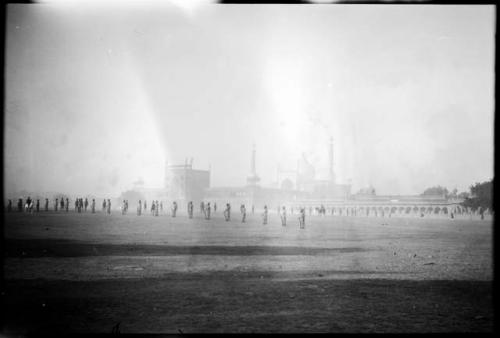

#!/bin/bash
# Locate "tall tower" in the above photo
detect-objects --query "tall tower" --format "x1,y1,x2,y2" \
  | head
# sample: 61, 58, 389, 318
329, 137, 336, 184
246, 143, 260, 186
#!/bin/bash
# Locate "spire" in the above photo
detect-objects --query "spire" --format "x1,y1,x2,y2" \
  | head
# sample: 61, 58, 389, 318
251, 143, 256, 174
247, 143, 260, 186
329, 136, 336, 184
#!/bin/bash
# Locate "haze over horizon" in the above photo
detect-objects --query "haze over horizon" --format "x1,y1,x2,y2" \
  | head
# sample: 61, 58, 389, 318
4, 3, 494, 198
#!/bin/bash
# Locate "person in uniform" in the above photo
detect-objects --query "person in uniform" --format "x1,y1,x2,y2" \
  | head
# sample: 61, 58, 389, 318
299, 207, 306, 229
262, 205, 268, 225
241, 204, 246, 223
280, 206, 287, 226
206, 202, 211, 220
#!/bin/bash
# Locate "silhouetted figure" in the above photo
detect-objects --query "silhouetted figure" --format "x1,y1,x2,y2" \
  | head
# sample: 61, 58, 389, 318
7, 200, 12, 212
188, 201, 194, 219
155, 200, 159, 217
137, 200, 142, 216
206, 202, 211, 220
84, 198, 89, 212
60, 198, 64, 211
102, 199, 107, 212
36, 199, 40, 212
107, 199, 111, 214
45, 198, 49, 212
299, 208, 306, 229
151, 201, 155, 215
214, 202, 217, 213
26, 196, 32, 212
144, 200, 147, 211
200, 201, 205, 215
91, 199, 96, 213
55, 199, 59, 212
262, 205, 268, 225
172, 201, 178, 217
241, 204, 246, 223
66, 198, 69, 212
18, 198, 23, 212
224, 203, 231, 221
281, 206, 287, 226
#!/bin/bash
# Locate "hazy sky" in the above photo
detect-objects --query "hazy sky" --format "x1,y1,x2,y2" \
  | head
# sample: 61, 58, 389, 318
4, 3, 495, 197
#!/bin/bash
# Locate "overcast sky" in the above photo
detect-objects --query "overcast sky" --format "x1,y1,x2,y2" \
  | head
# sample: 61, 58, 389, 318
4, 3, 495, 197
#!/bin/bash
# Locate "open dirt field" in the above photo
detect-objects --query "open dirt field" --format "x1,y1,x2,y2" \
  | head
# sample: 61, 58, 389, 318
2, 210, 494, 333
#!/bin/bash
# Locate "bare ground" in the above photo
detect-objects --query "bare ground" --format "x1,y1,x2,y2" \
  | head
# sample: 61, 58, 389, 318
1, 211, 494, 333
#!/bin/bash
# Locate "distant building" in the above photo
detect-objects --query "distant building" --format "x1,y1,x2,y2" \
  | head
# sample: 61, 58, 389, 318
164, 158, 210, 208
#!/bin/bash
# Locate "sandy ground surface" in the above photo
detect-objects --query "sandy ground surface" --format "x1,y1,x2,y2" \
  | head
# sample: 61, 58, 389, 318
2, 211, 494, 333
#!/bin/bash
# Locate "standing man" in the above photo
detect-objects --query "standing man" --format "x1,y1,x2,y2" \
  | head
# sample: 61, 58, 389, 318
36, 199, 40, 213
241, 204, 246, 223
55, 198, 59, 212
91, 198, 96, 213
137, 200, 142, 216
280, 206, 287, 226
7, 200, 12, 212
102, 199, 106, 212
299, 207, 306, 229
171, 201, 178, 218
84, 198, 89, 212
188, 201, 193, 219
65, 198, 69, 212
60, 198, 64, 212
262, 205, 268, 225
45, 198, 49, 212
224, 203, 231, 221
107, 199, 111, 214
206, 202, 211, 220
155, 201, 159, 217
214, 202, 217, 214
144, 200, 147, 212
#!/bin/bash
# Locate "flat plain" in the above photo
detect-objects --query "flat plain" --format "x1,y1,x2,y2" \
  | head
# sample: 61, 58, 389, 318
2, 210, 493, 333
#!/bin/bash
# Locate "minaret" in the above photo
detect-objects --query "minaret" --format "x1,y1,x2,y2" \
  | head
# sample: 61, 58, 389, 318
246, 143, 260, 186
329, 137, 336, 184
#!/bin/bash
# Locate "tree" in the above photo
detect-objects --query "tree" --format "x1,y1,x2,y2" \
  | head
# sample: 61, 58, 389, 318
462, 179, 493, 212
421, 186, 448, 197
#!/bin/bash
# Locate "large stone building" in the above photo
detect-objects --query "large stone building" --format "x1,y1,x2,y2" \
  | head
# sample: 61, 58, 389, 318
164, 158, 210, 209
